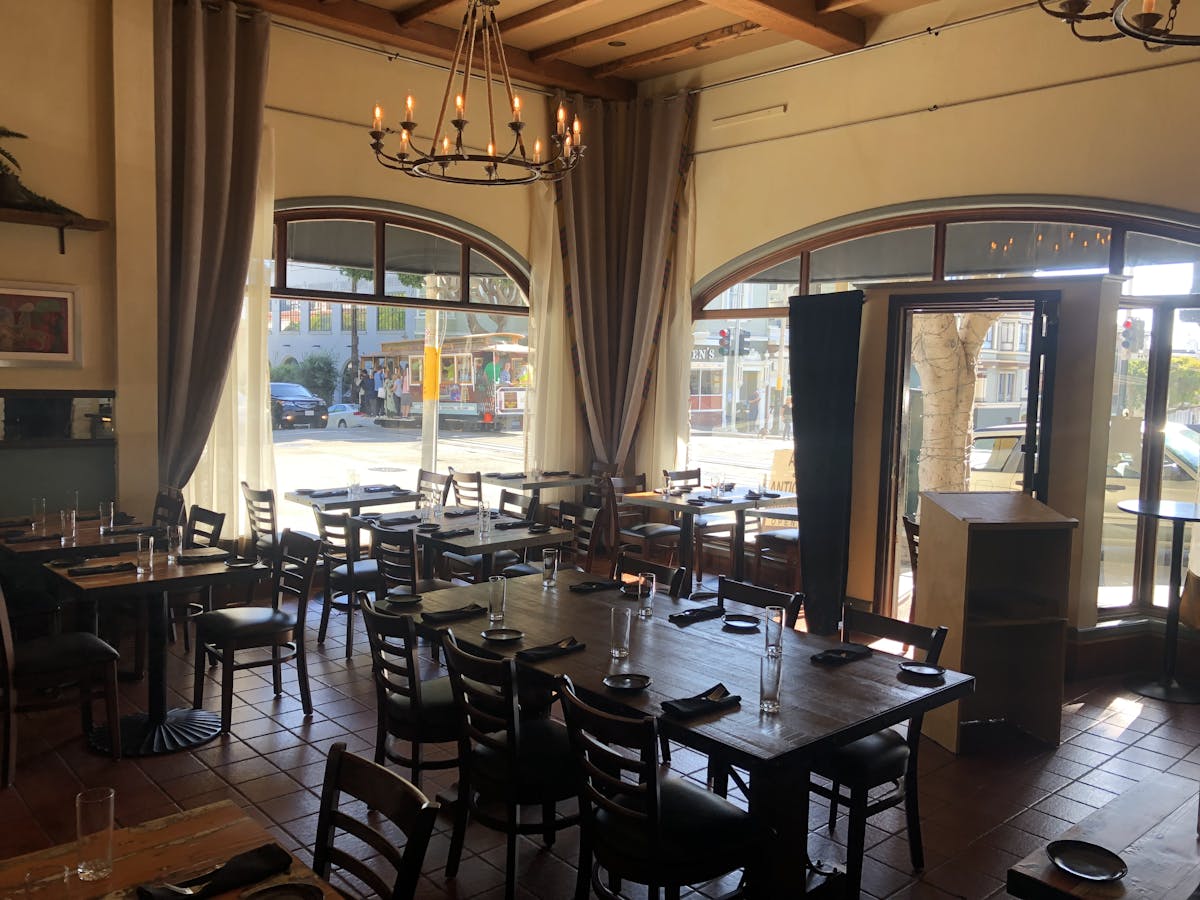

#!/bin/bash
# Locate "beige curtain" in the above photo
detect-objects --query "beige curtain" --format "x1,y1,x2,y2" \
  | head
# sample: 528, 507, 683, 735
184, 127, 277, 537
155, 0, 270, 490
635, 171, 696, 479
556, 92, 697, 472
526, 181, 587, 477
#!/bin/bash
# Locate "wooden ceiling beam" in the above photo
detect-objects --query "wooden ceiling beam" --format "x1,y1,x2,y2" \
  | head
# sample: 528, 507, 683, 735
392, 0, 459, 28
530, 0, 705, 63
590, 20, 762, 79
499, 0, 606, 34
247, 0, 635, 99
695, 0, 864, 53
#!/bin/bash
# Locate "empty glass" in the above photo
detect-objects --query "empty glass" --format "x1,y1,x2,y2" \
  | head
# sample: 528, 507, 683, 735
765, 606, 785, 657
98, 500, 114, 535
76, 787, 114, 882
478, 503, 492, 538
610, 607, 632, 659
488, 575, 506, 623
542, 548, 559, 588
760, 653, 782, 714
166, 524, 183, 564
59, 509, 76, 547
346, 467, 361, 498
637, 572, 656, 619
136, 534, 154, 574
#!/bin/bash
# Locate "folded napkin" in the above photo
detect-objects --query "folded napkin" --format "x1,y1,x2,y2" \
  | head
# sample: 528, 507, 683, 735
811, 642, 873, 666
427, 527, 471, 539
0, 517, 32, 528
75, 510, 100, 521
107, 525, 160, 536
5, 532, 59, 544
177, 547, 230, 565
495, 472, 526, 479
68, 561, 137, 577
753, 491, 781, 499
662, 683, 741, 720
363, 484, 403, 493
569, 579, 621, 593
516, 636, 586, 662
422, 603, 486, 624
310, 488, 348, 498
493, 520, 534, 531
115, 511, 136, 525
541, 470, 569, 477
444, 508, 475, 519
1, 529, 28, 540
379, 513, 421, 526
136, 842, 292, 900
668, 605, 724, 627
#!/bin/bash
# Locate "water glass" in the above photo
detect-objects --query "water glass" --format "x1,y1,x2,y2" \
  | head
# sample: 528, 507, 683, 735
478, 503, 492, 538
765, 605, 785, 657
59, 509, 76, 547
76, 787, 114, 882
637, 572, 656, 619
166, 524, 183, 564
346, 468, 361, 499
488, 575, 507, 623
610, 607, 632, 659
661, 473, 671, 495
31, 497, 45, 534
760, 653, 782, 714
136, 534, 154, 574
98, 500, 114, 535
542, 548, 559, 588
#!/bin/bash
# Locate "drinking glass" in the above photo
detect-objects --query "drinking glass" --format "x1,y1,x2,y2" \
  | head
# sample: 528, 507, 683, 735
488, 575, 506, 623
98, 501, 114, 535
610, 607, 632, 659
31, 498, 45, 534
76, 787, 114, 882
478, 503, 491, 538
59, 509, 76, 547
637, 572, 656, 619
760, 653, 782, 713
542, 548, 559, 588
136, 534, 154, 574
166, 524, 183, 564
765, 605, 785, 657
346, 467, 361, 499
661, 473, 671, 495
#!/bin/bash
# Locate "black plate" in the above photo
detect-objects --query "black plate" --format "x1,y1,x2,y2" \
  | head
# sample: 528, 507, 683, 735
416, 523, 440, 532
1046, 839, 1127, 881
603, 673, 651, 691
379, 595, 422, 610
481, 628, 524, 642
899, 661, 945, 678
224, 560, 258, 569
527, 524, 551, 533
292, 489, 316, 495
243, 884, 325, 900
722, 613, 760, 633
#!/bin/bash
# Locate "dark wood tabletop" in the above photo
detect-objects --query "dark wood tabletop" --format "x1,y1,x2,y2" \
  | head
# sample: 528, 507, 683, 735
284, 485, 420, 514
0, 521, 143, 563
47, 551, 267, 600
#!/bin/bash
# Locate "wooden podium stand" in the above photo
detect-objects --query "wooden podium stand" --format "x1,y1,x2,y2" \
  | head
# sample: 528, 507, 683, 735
916, 491, 1077, 753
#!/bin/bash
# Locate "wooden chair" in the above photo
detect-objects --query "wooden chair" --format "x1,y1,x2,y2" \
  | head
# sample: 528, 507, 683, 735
902, 514, 920, 621
752, 526, 802, 594
604, 475, 681, 566
558, 676, 765, 900
612, 551, 685, 600
312, 741, 439, 900
664, 468, 736, 587
0, 585, 122, 786
370, 525, 454, 603
448, 468, 483, 507
192, 530, 321, 733
808, 606, 949, 899
443, 490, 528, 582
544, 460, 616, 528
441, 631, 580, 900
360, 604, 459, 790
152, 487, 185, 528
241, 481, 280, 563
313, 508, 379, 659
165, 505, 226, 653
416, 469, 452, 506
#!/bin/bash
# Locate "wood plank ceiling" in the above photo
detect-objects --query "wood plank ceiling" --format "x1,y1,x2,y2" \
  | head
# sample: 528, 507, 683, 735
247, 0, 938, 100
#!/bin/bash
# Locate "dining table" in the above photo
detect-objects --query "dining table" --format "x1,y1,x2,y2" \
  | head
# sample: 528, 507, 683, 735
283, 483, 420, 517
479, 470, 597, 513
621, 486, 797, 595
45, 552, 270, 756
391, 567, 975, 898
0, 800, 336, 898
0, 519, 146, 565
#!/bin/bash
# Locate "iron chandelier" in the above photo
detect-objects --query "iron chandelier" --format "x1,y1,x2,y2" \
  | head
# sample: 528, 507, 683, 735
1039, 0, 1200, 48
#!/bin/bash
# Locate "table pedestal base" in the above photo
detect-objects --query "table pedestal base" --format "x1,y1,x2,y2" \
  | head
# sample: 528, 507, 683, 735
1126, 674, 1200, 704
89, 708, 223, 757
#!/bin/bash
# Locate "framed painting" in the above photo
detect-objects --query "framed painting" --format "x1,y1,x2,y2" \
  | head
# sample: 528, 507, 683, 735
0, 282, 80, 367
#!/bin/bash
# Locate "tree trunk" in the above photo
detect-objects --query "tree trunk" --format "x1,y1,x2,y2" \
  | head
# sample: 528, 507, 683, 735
911, 312, 1000, 493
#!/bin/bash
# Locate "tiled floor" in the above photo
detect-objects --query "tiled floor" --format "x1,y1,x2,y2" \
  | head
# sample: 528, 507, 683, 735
1, 596, 1196, 899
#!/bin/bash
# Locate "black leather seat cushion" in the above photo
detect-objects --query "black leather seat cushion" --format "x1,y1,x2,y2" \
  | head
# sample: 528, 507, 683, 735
758, 528, 799, 545
194, 607, 296, 641
693, 514, 735, 531
501, 562, 540, 578
384, 675, 460, 737
594, 776, 757, 866
812, 728, 909, 784
441, 550, 520, 571
622, 523, 681, 540
330, 559, 380, 589
385, 577, 454, 599
14, 632, 118, 677
470, 718, 577, 802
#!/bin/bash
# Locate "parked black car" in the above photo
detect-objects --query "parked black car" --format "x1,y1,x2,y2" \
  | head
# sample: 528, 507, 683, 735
270, 382, 329, 429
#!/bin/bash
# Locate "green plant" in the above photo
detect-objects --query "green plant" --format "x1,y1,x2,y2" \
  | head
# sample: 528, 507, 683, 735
299, 351, 338, 402
0, 127, 26, 176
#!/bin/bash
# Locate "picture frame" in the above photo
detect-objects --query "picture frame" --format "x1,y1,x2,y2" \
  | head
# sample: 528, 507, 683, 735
0, 281, 81, 368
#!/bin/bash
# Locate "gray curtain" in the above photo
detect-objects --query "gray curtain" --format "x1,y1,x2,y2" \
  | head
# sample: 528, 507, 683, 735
556, 92, 696, 470
155, 0, 270, 490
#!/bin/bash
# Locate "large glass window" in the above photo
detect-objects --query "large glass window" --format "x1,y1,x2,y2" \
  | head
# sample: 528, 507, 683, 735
279, 299, 300, 332
1124, 233, 1200, 295
308, 301, 331, 332
340, 304, 367, 332
810, 227, 934, 293
286, 219, 375, 293
946, 222, 1110, 279
384, 225, 460, 302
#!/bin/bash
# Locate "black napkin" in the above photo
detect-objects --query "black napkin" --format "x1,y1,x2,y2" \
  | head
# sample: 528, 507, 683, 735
115, 511, 136, 525
107, 525, 161, 536
379, 513, 421, 526
759, 491, 781, 498
685, 498, 707, 506
177, 547, 230, 565
310, 488, 348, 498
68, 561, 137, 577
422, 603, 486, 624
494, 520, 533, 530
569, 579, 621, 593
496, 472, 526, 479
1, 529, 27, 540
444, 508, 475, 519
430, 527, 473, 539
5, 532, 59, 544
363, 484, 403, 493
668, 605, 723, 627
811, 643, 873, 666
136, 842, 292, 900
541, 470, 569, 476
662, 683, 741, 720
516, 637, 586, 662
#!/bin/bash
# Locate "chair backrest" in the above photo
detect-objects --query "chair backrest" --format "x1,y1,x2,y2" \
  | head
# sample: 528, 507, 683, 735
313, 507, 359, 569
498, 489, 532, 521
448, 469, 482, 507
603, 475, 649, 547
360, 604, 438, 721
560, 501, 605, 572
558, 677, 662, 845
582, 460, 618, 507
441, 631, 522, 775
416, 469, 452, 505
312, 741, 439, 900
370, 525, 421, 599
241, 481, 277, 549
274, 531, 321, 631
663, 468, 702, 490
717, 576, 803, 627
152, 489, 185, 528
184, 505, 225, 550
614, 551, 684, 599
902, 514, 920, 579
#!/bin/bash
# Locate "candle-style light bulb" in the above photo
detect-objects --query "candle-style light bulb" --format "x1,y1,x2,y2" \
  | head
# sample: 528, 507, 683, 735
572, 116, 581, 140
405, 95, 414, 118
487, 141, 495, 157
557, 104, 566, 135
512, 95, 521, 122
534, 138, 541, 163
564, 134, 572, 156
1142, 0, 1156, 13
372, 104, 383, 132
442, 135, 451, 154
455, 94, 464, 118
400, 128, 410, 150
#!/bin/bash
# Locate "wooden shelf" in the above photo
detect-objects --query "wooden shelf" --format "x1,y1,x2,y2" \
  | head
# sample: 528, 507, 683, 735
0, 207, 109, 253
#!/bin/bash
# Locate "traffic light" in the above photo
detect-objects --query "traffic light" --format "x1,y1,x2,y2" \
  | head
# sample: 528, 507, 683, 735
1120, 318, 1145, 351
737, 328, 751, 356
718, 328, 731, 356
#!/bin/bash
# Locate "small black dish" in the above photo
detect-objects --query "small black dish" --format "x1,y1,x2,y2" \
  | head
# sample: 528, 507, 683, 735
292, 488, 316, 495
48, 558, 76, 568
1045, 839, 1127, 882
481, 628, 524, 643
224, 559, 258, 569
722, 613, 760, 633
603, 673, 651, 691
898, 661, 945, 678
527, 524, 551, 533
417, 523, 440, 532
